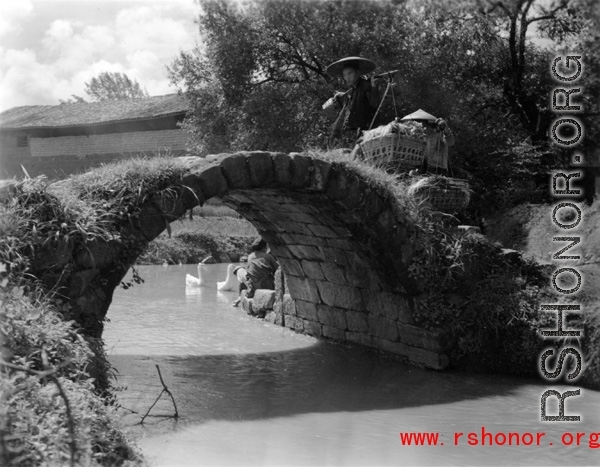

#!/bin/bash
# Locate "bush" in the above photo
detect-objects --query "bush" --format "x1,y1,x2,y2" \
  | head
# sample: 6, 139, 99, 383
0, 177, 144, 465
463, 142, 569, 219
409, 225, 558, 375
0, 274, 143, 466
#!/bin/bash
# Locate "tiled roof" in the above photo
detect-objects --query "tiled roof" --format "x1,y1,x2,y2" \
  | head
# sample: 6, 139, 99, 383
0, 94, 188, 130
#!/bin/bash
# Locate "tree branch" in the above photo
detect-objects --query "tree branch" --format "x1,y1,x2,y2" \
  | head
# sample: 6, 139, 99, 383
139, 364, 179, 424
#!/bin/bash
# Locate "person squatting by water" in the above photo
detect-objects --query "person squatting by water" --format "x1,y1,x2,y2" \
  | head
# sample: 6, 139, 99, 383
323, 56, 382, 150
402, 109, 455, 177
231, 237, 278, 308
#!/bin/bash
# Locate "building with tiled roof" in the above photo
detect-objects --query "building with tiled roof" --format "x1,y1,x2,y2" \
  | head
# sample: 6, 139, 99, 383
0, 94, 190, 179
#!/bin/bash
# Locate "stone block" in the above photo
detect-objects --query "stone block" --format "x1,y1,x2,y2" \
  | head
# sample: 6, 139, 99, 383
374, 337, 410, 359
264, 311, 277, 323
268, 244, 294, 259
289, 153, 312, 188
278, 258, 304, 277
307, 223, 338, 238
406, 346, 450, 370
219, 153, 251, 189
345, 267, 381, 290
285, 315, 303, 331
282, 211, 316, 224
296, 300, 319, 321
287, 244, 323, 261
308, 158, 331, 192
154, 190, 188, 222
288, 233, 324, 247
322, 325, 345, 341
319, 263, 347, 285
222, 192, 254, 204
274, 311, 284, 326
362, 290, 398, 321
326, 166, 361, 208
279, 221, 310, 235
247, 151, 275, 187
252, 289, 276, 313
285, 275, 321, 303
303, 319, 322, 337
300, 260, 325, 280
329, 225, 353, 238
368, 315, 399, 341
197, 164, 229, 198
282, 293, 296, 316
394, 295, 414, 324
345, 331, 375, 347
317, 281, 362, 310
345, 310, 368, 332
273, 152, 293, 186
344, 250, 371, 269
316, 304, 347, 329
398, 324, 446, 352
325, 237, 353, 250
181, 172, 206, 199
320, 247, 348, 267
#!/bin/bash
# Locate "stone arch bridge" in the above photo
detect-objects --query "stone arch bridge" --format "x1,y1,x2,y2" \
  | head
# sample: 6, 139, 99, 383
42, 151, 449, 370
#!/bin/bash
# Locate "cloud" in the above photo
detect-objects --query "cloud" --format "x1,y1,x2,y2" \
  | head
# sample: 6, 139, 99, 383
0, 0, 33, 40
0, 1, 198, 111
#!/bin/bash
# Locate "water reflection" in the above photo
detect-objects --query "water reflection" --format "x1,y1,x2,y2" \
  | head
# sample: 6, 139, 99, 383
105, 265, 600, 466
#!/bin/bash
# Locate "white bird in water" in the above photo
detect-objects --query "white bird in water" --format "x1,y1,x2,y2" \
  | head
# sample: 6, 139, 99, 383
186, 262, 207, 287
217, 264, 240, 291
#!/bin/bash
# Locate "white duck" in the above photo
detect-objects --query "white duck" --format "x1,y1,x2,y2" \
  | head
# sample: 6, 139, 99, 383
186, 262, 207, 287
217, 264, 240, 291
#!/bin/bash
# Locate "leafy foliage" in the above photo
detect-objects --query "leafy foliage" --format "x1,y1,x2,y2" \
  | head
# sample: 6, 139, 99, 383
408, 224, 557, 373
61, 72, 149, 103
85, 71, 149, 101
0, 252, 141, 465
170, 0, 600, 219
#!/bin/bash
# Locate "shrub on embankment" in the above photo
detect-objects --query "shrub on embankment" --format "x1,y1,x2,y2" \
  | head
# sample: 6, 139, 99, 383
407, 214, 599, 389
0, 203, 142, 465
0, 157, 194, 465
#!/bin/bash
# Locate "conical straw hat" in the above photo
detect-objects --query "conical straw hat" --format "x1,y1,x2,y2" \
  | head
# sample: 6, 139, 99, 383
326, 56, 377, 77
401, 109, 437, 122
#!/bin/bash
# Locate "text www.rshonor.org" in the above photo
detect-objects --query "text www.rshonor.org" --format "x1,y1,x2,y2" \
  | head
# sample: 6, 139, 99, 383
399, 428, 600, 448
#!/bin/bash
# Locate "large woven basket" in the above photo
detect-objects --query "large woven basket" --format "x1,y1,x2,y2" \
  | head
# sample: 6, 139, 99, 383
360, 134, 425, 171
408, 176, 471, 214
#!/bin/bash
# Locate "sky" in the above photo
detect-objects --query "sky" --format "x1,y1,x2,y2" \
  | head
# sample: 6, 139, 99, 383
0, 0, 201, 112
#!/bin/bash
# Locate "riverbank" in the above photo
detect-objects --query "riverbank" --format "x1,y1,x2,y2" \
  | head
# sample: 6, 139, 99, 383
137, 202, 258, 265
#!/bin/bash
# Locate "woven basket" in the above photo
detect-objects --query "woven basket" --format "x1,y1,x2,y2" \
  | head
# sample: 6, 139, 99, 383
360, 134, 425, 171
408, 177, 471, 214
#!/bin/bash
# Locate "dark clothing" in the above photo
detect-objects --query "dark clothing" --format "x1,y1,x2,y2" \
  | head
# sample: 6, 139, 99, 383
340, 78, 381, 131
246, 251, 278, 296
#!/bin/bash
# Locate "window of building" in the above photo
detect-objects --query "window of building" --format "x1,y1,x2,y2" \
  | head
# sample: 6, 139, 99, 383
16, 135, 29, 147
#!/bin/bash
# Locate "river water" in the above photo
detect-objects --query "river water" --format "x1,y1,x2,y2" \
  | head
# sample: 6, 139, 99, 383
104, 264, 600, 467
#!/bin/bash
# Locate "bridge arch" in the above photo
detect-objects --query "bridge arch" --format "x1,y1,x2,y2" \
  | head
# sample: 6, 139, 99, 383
61, 151, 449, 369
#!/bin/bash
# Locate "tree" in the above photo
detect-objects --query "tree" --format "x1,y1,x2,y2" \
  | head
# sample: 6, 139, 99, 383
170, 0, 598, 156
84, 72, 149, 101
